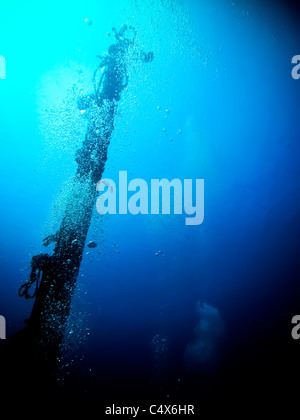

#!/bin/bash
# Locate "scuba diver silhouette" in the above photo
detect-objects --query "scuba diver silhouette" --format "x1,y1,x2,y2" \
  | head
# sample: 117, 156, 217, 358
76, 24, 153, 181
78, 25, 153, 110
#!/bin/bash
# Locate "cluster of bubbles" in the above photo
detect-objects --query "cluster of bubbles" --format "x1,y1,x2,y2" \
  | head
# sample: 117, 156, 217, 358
125, 0, 209, 65
56, 282, 91, 385
105, 0, 209, 164
151, 333, 169, 371
157, 106, 183, 142
37, 65, 91, 164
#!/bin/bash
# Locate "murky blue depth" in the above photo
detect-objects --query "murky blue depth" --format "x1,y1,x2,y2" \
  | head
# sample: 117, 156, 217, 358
0, 0, 300, 403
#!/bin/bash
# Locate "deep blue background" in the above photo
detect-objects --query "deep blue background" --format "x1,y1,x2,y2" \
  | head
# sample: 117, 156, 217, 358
1, 0, 300, 406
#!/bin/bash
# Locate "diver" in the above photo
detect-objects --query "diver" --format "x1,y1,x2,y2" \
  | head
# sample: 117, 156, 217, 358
76, 25, 154, 181
78, 25, 154, 111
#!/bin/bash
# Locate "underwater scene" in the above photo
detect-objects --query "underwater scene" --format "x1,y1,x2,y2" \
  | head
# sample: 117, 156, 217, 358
1, 0, 300, 414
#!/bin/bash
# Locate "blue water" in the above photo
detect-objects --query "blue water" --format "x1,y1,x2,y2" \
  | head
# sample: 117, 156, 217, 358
1, 0, 300, 405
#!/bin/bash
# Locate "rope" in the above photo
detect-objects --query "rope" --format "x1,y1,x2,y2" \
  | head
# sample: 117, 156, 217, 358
19, 254, 50, 299
18, 270, 41, 299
